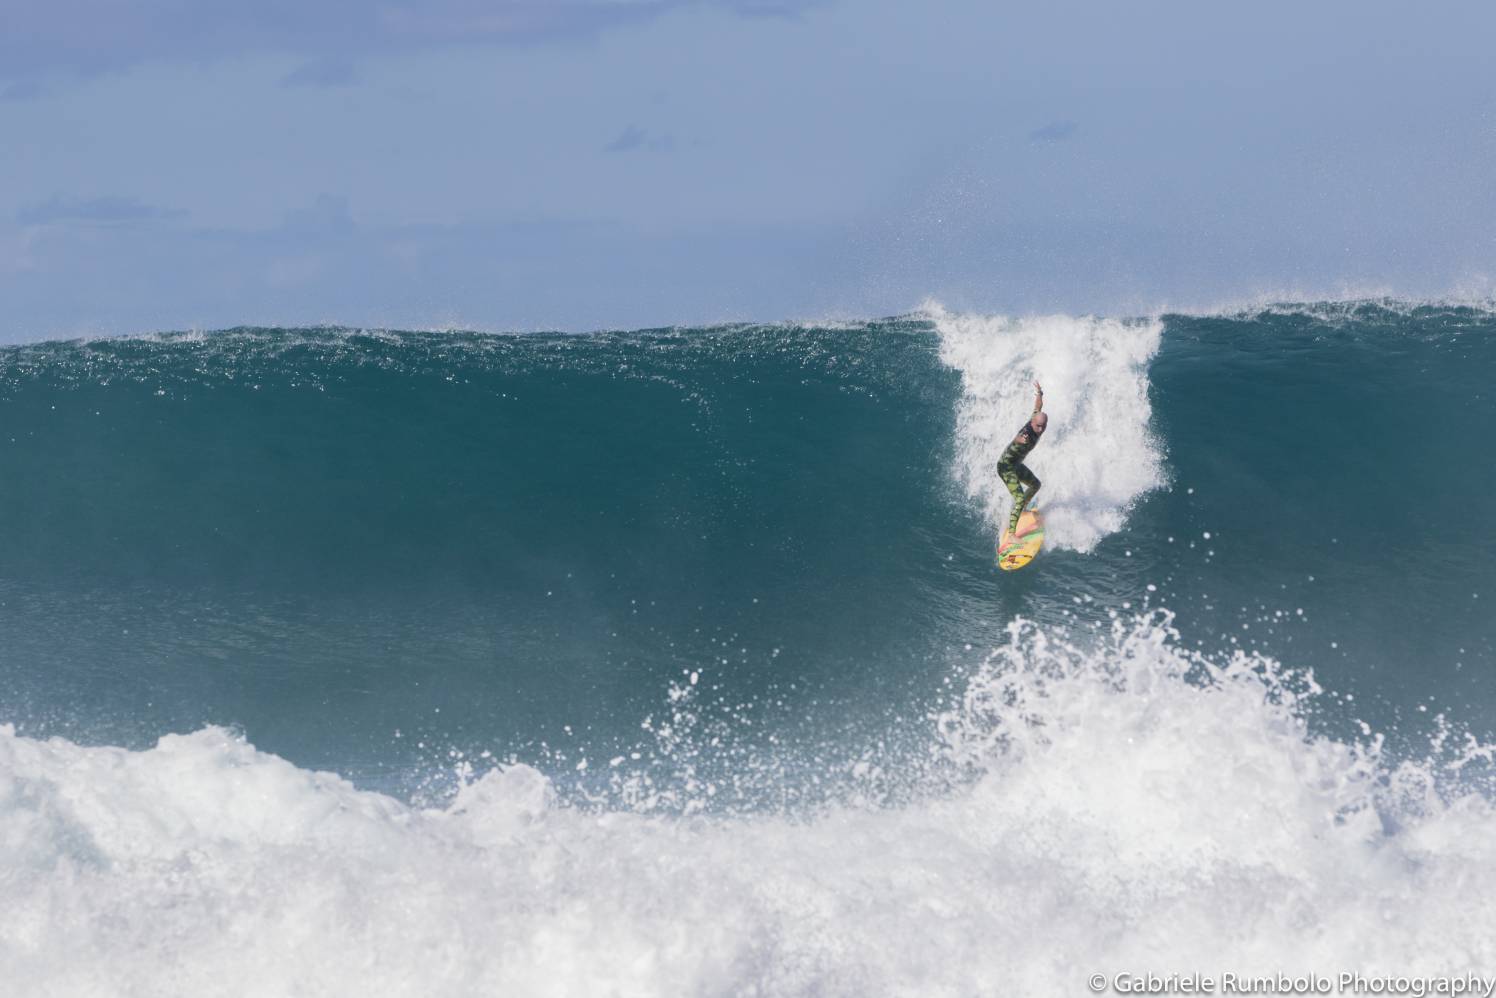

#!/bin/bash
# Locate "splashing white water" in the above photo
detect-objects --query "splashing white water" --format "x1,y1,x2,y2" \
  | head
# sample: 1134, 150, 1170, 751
930, 303, 1165, 551
2, 615, 1495, 996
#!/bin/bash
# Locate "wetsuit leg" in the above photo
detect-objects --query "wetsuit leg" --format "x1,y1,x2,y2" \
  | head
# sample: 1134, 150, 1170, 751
1005, 463, 1041, 533
999, 463, 1025, 533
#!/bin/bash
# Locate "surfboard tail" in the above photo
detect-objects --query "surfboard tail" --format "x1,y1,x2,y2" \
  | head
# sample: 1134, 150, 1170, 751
997, 509, 1046, 571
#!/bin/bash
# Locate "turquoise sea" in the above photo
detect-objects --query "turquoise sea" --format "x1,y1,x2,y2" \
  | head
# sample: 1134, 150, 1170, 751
2, 300, 1494, 994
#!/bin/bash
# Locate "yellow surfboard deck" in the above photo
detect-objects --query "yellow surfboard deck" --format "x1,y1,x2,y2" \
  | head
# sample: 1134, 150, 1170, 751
997, 509, 1045, 571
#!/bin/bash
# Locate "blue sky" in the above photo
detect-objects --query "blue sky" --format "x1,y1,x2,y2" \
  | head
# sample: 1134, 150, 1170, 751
3, 0, 1495, 338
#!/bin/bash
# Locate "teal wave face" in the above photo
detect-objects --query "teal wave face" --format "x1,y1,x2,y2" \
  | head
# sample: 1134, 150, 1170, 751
0, 323, 987, 786
1143, 304, 1496, 745
0, 305, 1492, 792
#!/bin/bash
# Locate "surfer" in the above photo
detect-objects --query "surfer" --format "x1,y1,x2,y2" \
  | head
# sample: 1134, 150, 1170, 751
999, 381, 1046, 542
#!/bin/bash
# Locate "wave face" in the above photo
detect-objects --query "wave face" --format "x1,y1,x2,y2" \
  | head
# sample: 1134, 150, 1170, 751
1, 301, 1495, 993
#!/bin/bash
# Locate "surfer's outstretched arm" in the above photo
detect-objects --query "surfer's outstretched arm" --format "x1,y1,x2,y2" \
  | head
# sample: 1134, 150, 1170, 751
1032, 381, 1044, 416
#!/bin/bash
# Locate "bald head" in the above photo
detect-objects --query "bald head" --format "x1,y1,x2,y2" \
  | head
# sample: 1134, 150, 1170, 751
1032, 412, 1048, 433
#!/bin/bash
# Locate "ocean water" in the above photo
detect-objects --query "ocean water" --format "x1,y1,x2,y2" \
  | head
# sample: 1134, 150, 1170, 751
1, 300, 1494, 995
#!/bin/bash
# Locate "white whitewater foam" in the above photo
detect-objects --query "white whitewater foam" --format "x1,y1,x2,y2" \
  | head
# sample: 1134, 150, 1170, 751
930, 303, 1165, 552
3, 615, 1496, 997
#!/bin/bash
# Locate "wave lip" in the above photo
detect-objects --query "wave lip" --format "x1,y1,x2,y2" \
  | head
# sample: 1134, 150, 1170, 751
1162, 293, 1496, 326
929, 302, 1165, 551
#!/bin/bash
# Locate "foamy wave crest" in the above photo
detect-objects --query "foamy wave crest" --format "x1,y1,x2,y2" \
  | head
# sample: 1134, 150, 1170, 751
929, 303, 1165, 551
1168, 294, 1496, 325
4, 615, 1496, 995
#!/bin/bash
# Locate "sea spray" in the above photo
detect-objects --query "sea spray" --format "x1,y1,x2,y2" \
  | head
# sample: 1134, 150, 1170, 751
930, 304, 1166, 552
4, 614, 1495, 996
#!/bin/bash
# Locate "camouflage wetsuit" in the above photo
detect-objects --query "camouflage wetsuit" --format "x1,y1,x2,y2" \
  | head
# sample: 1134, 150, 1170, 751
998, 412, 1043, 534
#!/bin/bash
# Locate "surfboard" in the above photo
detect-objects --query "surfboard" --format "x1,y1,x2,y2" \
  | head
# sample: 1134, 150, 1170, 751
997, 508, 1045, 571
